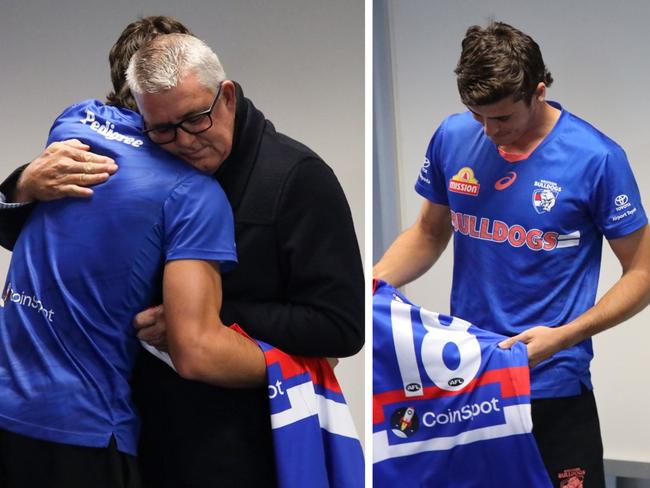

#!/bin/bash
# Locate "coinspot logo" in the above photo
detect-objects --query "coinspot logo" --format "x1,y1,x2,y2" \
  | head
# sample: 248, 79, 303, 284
390, 406, 419, 438
0, 282, 55, 322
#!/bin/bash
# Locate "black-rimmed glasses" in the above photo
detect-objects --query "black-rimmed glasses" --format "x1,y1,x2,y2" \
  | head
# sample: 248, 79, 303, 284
143, 83, 223, 144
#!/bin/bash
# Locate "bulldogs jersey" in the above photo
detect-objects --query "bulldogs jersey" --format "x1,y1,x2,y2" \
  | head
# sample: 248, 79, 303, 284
260, 337, 364, 487
153, 325, 365, 487
0, 100, 236, 455
373, 280, 551, 487
415, 103, 647, 398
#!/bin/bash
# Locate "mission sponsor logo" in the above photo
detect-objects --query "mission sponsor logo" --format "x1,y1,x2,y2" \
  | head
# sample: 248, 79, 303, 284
0, 282, 55, 322
532, 179, 562, 214
449, 167, 480, 196
450, 211, 581, 251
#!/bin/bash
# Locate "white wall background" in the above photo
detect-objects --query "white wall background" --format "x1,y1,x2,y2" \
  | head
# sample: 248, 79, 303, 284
0, 0, 365, 443
375, 0, 650, 471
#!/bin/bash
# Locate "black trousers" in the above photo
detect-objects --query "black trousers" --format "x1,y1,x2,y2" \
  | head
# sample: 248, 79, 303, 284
0, 429, 141, 488
132, 350, 277, 488
532, 387, 606, 488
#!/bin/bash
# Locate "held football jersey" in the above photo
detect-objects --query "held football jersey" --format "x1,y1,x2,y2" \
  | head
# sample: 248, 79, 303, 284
145, 325, 365, 487
373, 280, 551, 487
414, 102, 647, 398
252, 330, 364, 488
0, 100, 237, 455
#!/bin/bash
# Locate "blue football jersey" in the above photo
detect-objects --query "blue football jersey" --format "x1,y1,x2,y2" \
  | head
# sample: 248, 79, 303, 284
373, 280, 551, 487
252, 328, 364, 488
0, 100, 237, 455
414, 102, 647, 398
143, 323, 365, 487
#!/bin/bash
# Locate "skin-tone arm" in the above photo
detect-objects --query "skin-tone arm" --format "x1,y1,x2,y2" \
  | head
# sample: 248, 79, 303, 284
136, 308, 340, 369
12, 139, 117, 203
500, 225, 650, 366
373, 200, 453, 288
163, 259, 266, 387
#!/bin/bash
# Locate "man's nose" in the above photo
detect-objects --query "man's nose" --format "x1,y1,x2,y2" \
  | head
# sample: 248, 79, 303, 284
175, 127, 197, 147
483, 119, 499, 138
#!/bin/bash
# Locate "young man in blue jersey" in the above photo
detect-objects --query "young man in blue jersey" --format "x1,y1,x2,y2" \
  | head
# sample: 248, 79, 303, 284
374, 21, 650, 487
0, 18, 267, 488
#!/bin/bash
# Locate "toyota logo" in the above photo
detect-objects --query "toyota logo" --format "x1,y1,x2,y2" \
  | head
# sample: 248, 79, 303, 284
615, 194, 629, 206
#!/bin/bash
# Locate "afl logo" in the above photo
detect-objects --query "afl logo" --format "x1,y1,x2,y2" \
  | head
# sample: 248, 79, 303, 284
448, 377, 464, 387
494, 171, 517, 190
405, 383, 422, 393
390, 406, 419, 438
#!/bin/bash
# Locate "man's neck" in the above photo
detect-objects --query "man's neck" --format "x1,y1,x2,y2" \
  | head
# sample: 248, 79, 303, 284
500, 102, 561, 155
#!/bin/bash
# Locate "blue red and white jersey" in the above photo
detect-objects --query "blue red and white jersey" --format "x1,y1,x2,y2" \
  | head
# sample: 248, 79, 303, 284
0, 100, 236, 455
214, 326, 364, 487
373, 280, 551, 487
414, 102, 647, 398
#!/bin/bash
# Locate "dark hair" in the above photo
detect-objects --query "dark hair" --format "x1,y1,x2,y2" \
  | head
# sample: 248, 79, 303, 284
106, 16, 192, 111
454, 21, 553, 106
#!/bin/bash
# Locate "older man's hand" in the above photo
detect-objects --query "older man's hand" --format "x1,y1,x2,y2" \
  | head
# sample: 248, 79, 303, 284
14, 139, 118, 203
134, 305, 169, 351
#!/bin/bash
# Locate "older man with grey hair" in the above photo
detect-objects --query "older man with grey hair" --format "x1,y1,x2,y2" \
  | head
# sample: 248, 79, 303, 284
127, 34, 363, 488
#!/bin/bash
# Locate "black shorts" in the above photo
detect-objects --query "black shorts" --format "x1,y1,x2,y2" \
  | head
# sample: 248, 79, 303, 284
0, 428, 141, 488
531, 387, 605, 488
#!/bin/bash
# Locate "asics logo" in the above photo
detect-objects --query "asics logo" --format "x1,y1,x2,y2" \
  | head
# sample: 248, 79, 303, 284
494, 171, 517, 190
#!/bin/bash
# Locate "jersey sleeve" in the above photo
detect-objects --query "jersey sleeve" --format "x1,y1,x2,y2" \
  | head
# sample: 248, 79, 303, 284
414, 122, 449, 206
163, 173, 237, 272
589, 146, 648, 239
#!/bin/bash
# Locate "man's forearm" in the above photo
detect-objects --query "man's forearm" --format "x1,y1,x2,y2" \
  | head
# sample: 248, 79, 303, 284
164, 259, 266, 388
562, 266, 650, 347
500, 226, 650, 366
563, 226, 650, 345
171, 323, 266, 388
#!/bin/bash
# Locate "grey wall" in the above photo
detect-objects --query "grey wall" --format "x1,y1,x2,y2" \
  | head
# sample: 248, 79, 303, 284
375, 0, 650, 472
0, 0, 365, 443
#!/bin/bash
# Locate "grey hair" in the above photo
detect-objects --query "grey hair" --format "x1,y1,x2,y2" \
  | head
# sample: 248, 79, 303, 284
126, 33, 226, 94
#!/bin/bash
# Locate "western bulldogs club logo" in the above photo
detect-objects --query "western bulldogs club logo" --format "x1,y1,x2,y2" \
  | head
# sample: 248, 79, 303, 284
532, 179, 562, 214
532, 189, 557, 213
390, 406, 419, 438
558, 467, 586, 488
